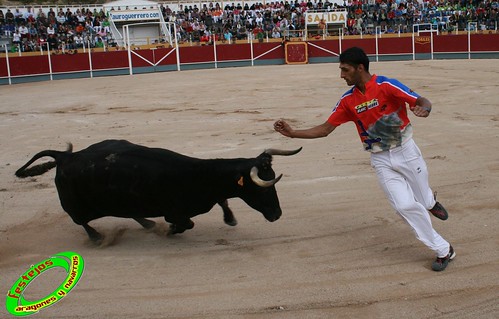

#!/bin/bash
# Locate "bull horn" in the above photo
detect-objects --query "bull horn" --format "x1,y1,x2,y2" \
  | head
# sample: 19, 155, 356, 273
264, 147, 302, 156
250, 167, 282, 188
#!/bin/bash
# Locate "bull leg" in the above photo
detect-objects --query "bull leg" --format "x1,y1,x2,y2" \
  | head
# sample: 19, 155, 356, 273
134, 218, 156, 229
82, 223, 103, 243
167, 218, 194, 236
218, 200, 237, 226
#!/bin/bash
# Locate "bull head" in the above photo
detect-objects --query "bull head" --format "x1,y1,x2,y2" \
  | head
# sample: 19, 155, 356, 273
249, 147, 302, 187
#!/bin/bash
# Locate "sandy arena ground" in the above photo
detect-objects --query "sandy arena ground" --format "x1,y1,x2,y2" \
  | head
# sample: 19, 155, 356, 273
0, 60, 498, 319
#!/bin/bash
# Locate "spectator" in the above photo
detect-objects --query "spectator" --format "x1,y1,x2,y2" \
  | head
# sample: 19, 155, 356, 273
4, 21, 14, 37
272, 26, 281, 38
253, 24, 264, 42
318, 18, 326, 35
18, 23, 29, 40
75, 23, 85, 35
102, 18, 110, 33
12, 28, 21, 46
96, 27, 107, 42
75, 11, 86, 24
56, 11, 66, 25
95, 35, 104, 48
37, 36, 47, 50
28, 22, 37, 39
36, 8, 46, 25
47, 33, 58, 51
14, 8, 24, 25
93, 16, 101, 33
23, 6, 34, 22
74, 33, 84, 48
47, 23, 56, 36
5, 9, 14, 25
223, 28, 233, 43
47, 8, 55, 21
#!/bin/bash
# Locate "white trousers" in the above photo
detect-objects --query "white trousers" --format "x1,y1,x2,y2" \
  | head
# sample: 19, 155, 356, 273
370, 138, 450, 257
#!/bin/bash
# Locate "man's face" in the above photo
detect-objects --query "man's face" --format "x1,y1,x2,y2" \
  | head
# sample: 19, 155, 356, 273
339, 62, 361, 86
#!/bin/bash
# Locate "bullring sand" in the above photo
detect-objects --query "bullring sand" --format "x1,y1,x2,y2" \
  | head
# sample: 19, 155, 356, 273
0, 59, 498, 318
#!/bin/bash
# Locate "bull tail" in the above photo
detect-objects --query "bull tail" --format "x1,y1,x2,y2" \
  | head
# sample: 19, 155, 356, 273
15, 143, 73, 178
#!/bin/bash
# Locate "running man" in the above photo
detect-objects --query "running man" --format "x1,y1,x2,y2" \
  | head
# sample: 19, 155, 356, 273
274, 47, 455, 271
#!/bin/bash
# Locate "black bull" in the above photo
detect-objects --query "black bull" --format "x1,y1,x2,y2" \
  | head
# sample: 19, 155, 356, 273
15, 140, 302, 242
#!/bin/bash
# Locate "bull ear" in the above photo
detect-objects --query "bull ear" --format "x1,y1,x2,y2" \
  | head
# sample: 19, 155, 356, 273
259, 153, 272, 170
250, 167, 282, 188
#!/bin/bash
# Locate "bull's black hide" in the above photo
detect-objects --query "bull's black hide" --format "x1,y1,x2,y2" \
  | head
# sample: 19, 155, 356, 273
16, 139, 301, 242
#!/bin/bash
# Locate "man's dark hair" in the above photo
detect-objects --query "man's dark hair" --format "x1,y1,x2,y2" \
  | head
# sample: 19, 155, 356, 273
339, 47, 370, 72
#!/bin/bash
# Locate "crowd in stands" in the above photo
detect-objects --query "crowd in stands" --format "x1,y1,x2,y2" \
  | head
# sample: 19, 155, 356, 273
0, 0, 498, 53
163, 0, 498, 42
0, 6, 111, 53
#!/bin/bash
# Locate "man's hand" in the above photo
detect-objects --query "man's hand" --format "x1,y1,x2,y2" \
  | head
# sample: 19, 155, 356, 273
274, 119, 293, 137
411, 96, 432, 118
410, 105, 431, 117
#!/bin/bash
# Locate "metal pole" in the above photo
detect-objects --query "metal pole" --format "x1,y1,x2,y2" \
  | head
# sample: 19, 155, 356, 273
5, 45, 12, 85
173, 23, 180, 71
47, 43, 53, 81
250, 33, 254, 66
322, 12, 326, 40
126, 25, 133, 75
339, 27, 342, 57
431, 29, 434, 60
213, 34, 218, 69
88, 40, 93, 78
468, 24, 471, 60
412, 25, 415, 61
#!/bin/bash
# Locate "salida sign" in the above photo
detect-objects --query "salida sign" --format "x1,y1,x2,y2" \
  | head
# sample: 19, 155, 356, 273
306, 11, 348, 25
5, 252, 84, 317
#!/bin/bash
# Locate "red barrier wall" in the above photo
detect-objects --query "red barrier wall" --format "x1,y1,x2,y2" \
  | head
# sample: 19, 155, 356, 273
52, 54, 90, 73
92, 51, 129, 70
155, 48, 178, 66
216, 43, 252, 61
378, 37, 413, 54
180, 45, 215, 63
434, 35, 468, 52
7, 55, 51, 76
252, 42, 284, 59
1, 33, 498, 80
307, 40, 339, 58
471, 34, 499, 51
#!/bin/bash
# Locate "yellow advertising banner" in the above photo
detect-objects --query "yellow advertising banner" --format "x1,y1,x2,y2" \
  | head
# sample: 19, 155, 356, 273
415, 36, 431, 45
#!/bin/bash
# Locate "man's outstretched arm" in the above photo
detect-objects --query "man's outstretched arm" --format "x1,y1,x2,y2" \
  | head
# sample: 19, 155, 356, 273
274, 120, 336, 139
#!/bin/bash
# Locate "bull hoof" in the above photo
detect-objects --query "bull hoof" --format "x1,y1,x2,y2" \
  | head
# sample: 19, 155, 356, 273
83, 224, 104, 244
167, 220, 194, 236
224, 218, 238, 227
89, 233, 104, 245
167, 224, 185, 236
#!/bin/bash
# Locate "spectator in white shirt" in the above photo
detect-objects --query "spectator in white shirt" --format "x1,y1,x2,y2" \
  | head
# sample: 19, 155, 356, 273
18, 24, 29, 40
47, 24, 56, 35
